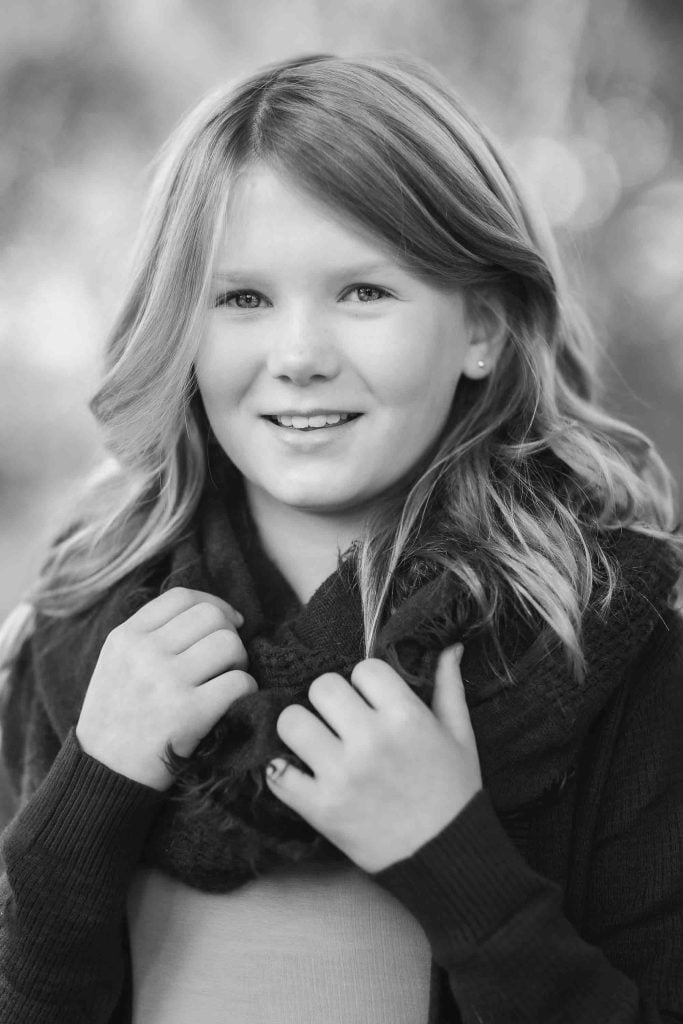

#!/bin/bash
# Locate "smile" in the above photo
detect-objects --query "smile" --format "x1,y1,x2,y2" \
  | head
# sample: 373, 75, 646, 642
262, 413, 363, 446
265, 413, 362, 430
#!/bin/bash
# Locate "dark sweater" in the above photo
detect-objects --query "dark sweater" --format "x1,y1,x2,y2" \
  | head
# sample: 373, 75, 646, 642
0, 524, 682, 1021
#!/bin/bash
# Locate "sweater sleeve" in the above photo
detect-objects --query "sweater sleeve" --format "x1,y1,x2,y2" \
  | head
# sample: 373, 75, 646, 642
0, 616, 165, 1024
0, 729, 164, 1024
371, 614, 683, 1024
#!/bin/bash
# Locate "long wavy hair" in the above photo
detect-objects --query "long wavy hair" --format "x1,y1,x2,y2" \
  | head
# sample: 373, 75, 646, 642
22, 52, 680, 678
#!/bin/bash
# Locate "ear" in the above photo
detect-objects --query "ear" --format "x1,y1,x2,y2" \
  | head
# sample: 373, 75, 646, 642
461, 290, 508, 381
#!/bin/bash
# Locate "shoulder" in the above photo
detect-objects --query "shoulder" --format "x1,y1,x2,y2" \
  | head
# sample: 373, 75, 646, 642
581, 581, 683, 795
574, 530, 680, 695
580, 602, 683, 859
599, 527, 681, 595
621, 603, 683, 729
2, 549, 172, 733
589, 528, 681, 654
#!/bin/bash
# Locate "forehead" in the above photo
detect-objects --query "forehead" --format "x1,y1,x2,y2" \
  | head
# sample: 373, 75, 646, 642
215, 164, 404, 273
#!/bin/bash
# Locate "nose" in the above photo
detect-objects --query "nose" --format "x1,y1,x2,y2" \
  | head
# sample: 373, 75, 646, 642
266, 306, 341, 385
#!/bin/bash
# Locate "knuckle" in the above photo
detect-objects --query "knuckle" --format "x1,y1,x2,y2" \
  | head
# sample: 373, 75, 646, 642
112, 615, 134, 637
162, 586, 193, 609
347, 731, 376, 768
350, 657, 379, 678
388, 699, 413, 727
215, 626, 243, 652
105, 624, 130, 654
196, 601, 228, 631
308, 673, 338, 701
383, 708, 413, 742
105, 624, 122, 646
277, 703, 304, 733
348, 662, 372, 690
215, 628, 248, 666
230, 670, 257, 696
360, 657, 384, 670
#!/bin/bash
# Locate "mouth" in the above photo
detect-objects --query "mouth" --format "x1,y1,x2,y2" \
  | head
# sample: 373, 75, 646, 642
264, 412, 362, 431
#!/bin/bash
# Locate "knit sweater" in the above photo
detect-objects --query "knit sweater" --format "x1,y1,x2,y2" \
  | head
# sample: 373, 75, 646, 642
0, 506, 682, 1021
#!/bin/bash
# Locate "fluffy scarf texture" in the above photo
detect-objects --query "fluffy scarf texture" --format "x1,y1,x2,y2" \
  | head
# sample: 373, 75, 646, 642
30, 459, 680, 893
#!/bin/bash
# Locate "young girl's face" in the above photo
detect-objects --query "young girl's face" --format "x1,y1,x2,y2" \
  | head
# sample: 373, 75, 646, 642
196, 164, 494, 520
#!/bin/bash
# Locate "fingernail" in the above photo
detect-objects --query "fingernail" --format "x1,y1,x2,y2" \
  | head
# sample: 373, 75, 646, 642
266, 759, 284, 778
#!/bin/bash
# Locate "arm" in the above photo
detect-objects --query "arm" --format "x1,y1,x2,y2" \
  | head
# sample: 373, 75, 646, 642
371, 615, 683, 1023
0, 727, 164, 1024
0, 587, 254, 1023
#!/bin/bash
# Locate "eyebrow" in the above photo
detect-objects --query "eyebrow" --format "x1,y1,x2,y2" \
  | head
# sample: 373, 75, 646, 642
211, 261, 402, 282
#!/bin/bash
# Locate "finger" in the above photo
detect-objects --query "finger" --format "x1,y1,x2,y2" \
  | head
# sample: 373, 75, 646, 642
177, 628, 248, 683
132, 588, 243, 632
349, 658, 423, 713
307, 672, 373, 738
193, 669, 258, 726
155, 601, 238, 654
265, 755, 317, 814
431, 644, 473, 739
276, 703, 340, 771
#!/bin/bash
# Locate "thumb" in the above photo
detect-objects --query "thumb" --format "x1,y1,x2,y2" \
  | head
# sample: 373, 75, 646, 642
431, 643, 470, 737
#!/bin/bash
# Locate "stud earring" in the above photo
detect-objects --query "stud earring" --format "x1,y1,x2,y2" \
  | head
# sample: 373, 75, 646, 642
476, 359, 486, 369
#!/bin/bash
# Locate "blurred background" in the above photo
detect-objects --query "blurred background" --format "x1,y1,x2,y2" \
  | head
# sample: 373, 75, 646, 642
1, 0, 683, 623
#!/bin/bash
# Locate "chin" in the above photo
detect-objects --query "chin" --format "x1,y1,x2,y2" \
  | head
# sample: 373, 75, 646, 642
276, 492, 359, 513
264, 481, 371, 515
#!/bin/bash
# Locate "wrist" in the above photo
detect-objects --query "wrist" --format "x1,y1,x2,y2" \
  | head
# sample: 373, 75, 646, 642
4, 728, 166, 873
75, 724, 173, 791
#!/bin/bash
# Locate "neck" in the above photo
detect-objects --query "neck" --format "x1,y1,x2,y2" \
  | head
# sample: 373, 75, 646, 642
244, 484, 368, 605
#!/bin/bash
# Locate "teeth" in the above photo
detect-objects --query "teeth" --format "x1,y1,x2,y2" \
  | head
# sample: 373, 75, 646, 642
274, 413, 353, 430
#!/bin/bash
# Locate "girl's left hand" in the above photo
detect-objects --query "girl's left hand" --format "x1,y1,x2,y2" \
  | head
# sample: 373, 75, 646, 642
265, 644, 482, 873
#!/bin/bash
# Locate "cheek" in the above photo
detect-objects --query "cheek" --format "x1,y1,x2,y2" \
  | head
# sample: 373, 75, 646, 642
367, 337, 462, 411
195, 333, 251, 412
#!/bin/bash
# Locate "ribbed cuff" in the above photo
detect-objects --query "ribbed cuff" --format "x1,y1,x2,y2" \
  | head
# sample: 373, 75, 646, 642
370, 789, 556, 964
7, 727, 165, 881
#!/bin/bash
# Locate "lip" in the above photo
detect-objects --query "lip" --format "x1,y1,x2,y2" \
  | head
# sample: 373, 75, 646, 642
263, 410, 361, 417
262, 413, 362, 445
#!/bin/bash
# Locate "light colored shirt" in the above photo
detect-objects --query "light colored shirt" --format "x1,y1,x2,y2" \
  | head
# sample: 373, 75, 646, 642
127, 856, 432, 1024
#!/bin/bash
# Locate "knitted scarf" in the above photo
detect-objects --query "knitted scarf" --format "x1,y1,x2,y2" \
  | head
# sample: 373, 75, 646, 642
30, 461, 680, 893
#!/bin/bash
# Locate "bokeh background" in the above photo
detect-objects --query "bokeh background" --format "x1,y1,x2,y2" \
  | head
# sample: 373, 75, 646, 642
1, 0, 683, 624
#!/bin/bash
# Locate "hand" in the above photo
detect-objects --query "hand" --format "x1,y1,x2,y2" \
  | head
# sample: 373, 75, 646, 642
265, 645, 482, 873
76, 587, 257, 790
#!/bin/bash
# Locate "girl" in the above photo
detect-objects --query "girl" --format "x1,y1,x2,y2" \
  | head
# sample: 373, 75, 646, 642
0, 52, 681, 1024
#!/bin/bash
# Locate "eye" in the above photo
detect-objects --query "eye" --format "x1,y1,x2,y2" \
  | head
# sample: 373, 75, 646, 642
342, 285, 391, 303
213, 290, 268, 309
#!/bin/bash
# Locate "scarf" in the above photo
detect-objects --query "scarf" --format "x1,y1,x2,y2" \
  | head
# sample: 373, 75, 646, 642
32, 460, 680, 893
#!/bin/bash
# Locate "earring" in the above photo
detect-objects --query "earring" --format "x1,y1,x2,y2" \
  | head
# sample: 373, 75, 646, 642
476, 359, 486, 369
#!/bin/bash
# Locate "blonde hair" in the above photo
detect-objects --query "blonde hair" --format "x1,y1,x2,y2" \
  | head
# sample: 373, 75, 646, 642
25, 52, 680, 679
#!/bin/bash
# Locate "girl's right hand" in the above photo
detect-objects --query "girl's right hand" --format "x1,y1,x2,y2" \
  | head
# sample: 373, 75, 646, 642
75, 587, 256, 790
